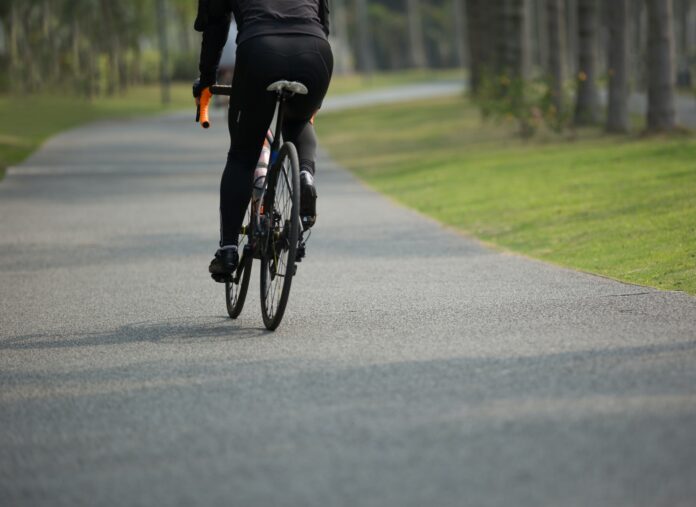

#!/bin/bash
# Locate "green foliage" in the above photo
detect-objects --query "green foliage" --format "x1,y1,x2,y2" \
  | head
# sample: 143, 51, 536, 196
474, 74, 574, 137
171, 51, 199, 82
368, 3, 408, 70
364, 0, 461, 70
1, 0, 195, 97
318, 96, 696, 294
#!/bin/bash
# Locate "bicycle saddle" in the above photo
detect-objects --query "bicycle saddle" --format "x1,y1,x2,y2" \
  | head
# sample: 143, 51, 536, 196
266, 80, 309, 95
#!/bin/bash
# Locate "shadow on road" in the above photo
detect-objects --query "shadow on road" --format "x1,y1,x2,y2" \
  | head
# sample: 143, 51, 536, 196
0, 316, 269, 351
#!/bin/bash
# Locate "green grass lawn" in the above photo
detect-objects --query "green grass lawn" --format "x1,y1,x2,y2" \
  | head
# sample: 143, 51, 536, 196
317, 95, 696, 294
0, 83, 192, 180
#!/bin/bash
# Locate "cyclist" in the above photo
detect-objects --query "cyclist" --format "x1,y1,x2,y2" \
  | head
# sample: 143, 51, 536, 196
193, 0, 333, 279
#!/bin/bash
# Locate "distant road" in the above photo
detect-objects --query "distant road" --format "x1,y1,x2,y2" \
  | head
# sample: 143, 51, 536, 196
322, 81, 465, 111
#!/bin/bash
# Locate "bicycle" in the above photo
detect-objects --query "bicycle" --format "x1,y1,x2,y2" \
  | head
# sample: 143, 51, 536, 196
196, 80, 309, 330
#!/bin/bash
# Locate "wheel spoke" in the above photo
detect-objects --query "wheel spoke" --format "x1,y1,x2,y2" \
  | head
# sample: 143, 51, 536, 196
260, 143, 299, 330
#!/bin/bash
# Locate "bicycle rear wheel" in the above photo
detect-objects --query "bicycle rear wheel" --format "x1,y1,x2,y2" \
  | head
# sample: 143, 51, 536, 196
260, 142, 301, 330
225, 203, 253, 319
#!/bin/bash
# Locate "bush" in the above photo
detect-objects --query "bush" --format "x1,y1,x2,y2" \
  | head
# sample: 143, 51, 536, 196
474, 73, 574, 137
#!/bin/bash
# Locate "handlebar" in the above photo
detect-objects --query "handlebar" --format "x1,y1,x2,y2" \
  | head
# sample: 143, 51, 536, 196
195, 85, 232, 129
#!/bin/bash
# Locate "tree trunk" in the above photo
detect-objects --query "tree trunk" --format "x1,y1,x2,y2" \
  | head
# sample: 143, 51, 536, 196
566, 0, 578, 76
9, 1, 19, 81
42, 0, 50, 39
87, 51, 98, 99
675, 0, 692, 88
533, 0, 548, 73
606, 0, 629, 132
43, 0, 60, 83
406, 0, 427, 68
546, 0, 566, 112
501, 0, 525, 79
631, 0, 647, 89
494, 0, 507, 76
452, 0, 467, 69
646, 0, 677, 131
72, 19, 80, 70
156, 0, 170, 104
464, 0, 485, 93
332, 0, 353, 74
574, 0, 600, 125
355, 0, 375, 74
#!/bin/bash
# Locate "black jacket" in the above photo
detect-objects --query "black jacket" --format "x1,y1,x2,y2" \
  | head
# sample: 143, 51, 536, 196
195, 0, 330, 85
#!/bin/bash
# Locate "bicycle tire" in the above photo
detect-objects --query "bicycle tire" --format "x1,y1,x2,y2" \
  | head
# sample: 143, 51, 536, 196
225, 203, 253, 319
260, 142, 301, 330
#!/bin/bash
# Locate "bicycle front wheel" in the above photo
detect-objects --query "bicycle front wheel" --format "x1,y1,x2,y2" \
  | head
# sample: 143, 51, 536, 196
226, 202, 253, 319
260, 142, 301, 331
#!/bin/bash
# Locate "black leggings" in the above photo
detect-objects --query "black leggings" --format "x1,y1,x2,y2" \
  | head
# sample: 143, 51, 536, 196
220, 34, 333, 246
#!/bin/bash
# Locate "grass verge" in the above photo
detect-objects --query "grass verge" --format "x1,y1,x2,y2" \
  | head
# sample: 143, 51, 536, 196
318, 95, 696, 294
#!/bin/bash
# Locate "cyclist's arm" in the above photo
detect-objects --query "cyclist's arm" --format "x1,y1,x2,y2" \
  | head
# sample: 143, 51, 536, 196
194, 0, 233, 87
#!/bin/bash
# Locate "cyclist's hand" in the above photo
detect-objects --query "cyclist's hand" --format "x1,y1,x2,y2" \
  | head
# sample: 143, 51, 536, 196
193, 78, 214, 101
194, 78, 214, 129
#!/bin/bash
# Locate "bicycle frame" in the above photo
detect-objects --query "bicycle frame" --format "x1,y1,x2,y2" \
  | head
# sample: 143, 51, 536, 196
206, 85, 295, 284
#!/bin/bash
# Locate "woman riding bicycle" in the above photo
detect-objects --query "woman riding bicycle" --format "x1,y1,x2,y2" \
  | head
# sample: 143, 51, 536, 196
193, 0, 333, 278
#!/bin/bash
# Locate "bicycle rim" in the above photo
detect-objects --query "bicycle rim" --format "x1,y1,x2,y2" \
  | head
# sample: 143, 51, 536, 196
260, 142, 300, 330
226, 203, 253, 319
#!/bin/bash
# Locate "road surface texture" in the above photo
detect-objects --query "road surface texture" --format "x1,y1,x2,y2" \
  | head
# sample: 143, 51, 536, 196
1, 86, 696, 507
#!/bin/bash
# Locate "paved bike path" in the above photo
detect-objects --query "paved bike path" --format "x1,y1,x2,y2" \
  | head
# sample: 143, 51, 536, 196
1, 86, 695, 506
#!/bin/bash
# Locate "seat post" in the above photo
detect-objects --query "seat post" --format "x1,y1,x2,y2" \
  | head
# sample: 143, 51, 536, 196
271, 93, 286, 154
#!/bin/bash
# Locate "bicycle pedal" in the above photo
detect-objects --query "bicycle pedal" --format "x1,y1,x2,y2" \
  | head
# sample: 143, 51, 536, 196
211, 273, 231, 284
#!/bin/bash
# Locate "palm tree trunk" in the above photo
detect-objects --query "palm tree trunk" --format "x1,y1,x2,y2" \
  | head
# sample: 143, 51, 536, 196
606, 0, 629, 132
574, 0, 600, 125
494, 0, 507, 76
332, 0, 353, 74
9, 1, 19, 83
452, 0, 467, 69
646, 0, 677, 131
407, 0, 427, 68
533, 0, 548, 73
546, 0, 566, 112
566, 0, 578, 76
355, 0, 375, 74
502, 0, 525, 79
464, 0, 485, 94
631, 0, 647, 89
675, 0, 692, 88
156, 0, 170, 104
72, 17, 81, 87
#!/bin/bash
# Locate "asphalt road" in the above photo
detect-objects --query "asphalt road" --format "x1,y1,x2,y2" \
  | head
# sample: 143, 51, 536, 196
1, 86, 696, 507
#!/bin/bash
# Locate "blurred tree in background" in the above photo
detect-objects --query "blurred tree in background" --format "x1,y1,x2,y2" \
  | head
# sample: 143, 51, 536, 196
0, 0, 693, 132
461, 0, 692, 133
0, 0, 196, 98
